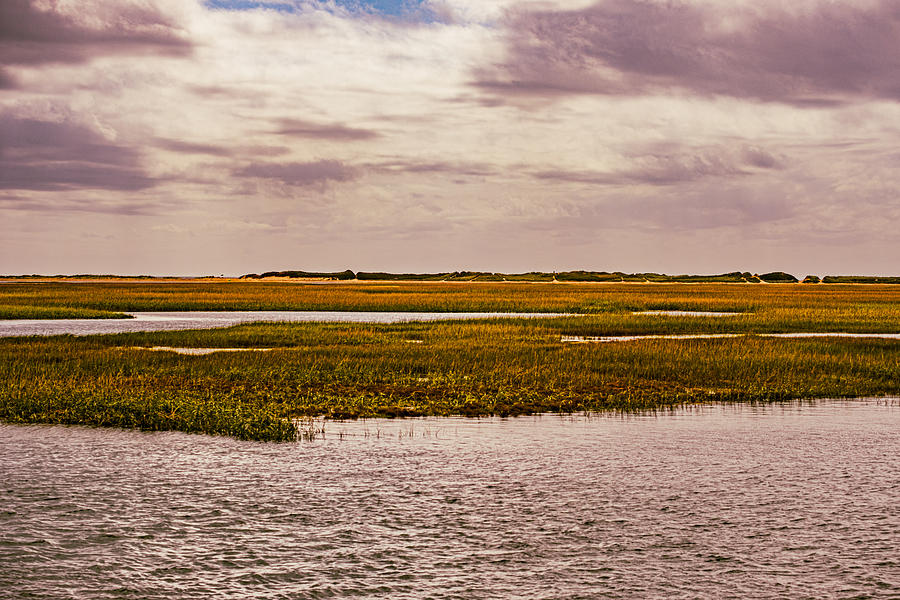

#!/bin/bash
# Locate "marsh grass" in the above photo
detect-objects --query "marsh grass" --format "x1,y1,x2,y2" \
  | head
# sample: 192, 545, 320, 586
3, 281, 900, 321
2, 317, 899, 441
0, 304, 131, 320
1, 282, 899, 440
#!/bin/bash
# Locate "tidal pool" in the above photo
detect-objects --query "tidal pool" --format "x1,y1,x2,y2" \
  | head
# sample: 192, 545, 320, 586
1, 399, 898, 598
0, 311, 570, 338
127, 346, 277, 356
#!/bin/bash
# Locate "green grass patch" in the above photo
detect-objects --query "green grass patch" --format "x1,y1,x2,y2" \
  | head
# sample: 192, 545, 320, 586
0, 304, 132, 320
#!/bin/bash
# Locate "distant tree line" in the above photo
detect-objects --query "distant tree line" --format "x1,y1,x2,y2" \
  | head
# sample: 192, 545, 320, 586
7, 271, 899, 284
237, 270, 900, 283
241, 270, 356, 280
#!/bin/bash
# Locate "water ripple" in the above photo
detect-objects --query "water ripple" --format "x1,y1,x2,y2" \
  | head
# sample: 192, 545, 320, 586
1, 400, 899, 598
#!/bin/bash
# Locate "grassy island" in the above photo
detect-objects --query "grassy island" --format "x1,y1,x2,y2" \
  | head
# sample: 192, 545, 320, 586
1, 281, 899, 441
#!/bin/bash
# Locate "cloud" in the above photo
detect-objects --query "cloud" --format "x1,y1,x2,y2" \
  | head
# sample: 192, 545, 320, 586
0, 193, 164, 216
742, 146, 784, 170
0, 164, 155, 193
272, 118, 380, 140
2, 0, 899, 276
153, 138, 293, 159
371, 159, 494, 176
0, 69, 15, 89
0, 0, 191, 68
475, 0, 900, 105
533, 145, 783, 186
234, 160, 357, 185
0, 115, 155, 191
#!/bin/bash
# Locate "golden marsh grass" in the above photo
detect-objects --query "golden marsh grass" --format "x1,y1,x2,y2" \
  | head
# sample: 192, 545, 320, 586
1, 281, 898, 440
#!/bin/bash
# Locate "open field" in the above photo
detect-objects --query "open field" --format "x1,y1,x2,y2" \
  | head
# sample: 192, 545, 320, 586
1, 281, 899, 441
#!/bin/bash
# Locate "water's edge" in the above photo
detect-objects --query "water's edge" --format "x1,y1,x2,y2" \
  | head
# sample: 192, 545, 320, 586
2, 398, 897, 599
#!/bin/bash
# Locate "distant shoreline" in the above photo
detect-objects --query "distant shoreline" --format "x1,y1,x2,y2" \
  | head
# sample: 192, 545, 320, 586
3, 274, 900, 285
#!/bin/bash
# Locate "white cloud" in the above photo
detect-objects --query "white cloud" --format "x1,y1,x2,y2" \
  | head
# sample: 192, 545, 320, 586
1, 0, 899, 275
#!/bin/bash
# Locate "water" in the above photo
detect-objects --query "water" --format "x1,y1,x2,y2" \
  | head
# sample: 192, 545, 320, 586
632, 310, 744, 317
564, 333, 900, 343
0, 311, 569, 338
127, 346, 277, 356
2, 399, 898, 599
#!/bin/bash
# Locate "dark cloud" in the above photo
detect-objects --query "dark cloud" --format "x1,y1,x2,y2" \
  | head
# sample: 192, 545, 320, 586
476, 0, 900, 105
0, 68, 16, 89
273, 119, 380, 141
154, 138, 294, 159
0, 0, 191, 68
0, 164, 155, 192
0, 115, 155, 192
533, 146, 781, 187
742, 146, 784, 170
234, 160, 357, 186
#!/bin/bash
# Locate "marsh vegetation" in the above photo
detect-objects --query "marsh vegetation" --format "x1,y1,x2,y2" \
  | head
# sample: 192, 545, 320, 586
1, 282, 898, 440
3, 279, 900, 318
0, 304, 131, 320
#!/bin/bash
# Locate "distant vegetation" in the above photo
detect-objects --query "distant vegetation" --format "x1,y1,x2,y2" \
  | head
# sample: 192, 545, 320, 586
3, 279, 900, 319
4, 270, 900, 284
242, 269, 773, 283
241, 270, 356, 280
236, 269, 896, 283
262, 269, 773, 282
357, 272, 450, 281
822, 276, 900, 284
758, 272, 799, 283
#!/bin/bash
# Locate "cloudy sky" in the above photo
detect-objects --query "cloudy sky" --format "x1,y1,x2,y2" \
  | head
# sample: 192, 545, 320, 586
2, 0, 899, 276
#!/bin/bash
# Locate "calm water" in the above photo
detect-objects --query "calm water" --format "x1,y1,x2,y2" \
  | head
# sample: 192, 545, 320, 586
0, 311, 568, 338
2, 400, 898, 599
631, 310, 743, 317
563, 333, 900, 343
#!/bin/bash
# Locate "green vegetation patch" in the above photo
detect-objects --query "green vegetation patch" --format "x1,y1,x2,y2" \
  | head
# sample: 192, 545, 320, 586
501, 272, 556, 282
357, 272, 450, 281
0, 305, 132, 320
758, 272, 799, 283
242, 270, 356, 280
3, 281, 900, 441
822, 276, 900, 284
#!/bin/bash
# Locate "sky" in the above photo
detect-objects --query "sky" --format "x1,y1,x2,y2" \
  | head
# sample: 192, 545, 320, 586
2, 0, 899, 276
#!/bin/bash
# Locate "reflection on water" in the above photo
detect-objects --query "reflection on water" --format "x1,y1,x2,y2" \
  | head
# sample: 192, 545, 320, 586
0, 311, 570, 337
2, 399, 898, 598
128, 346, 277, 356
